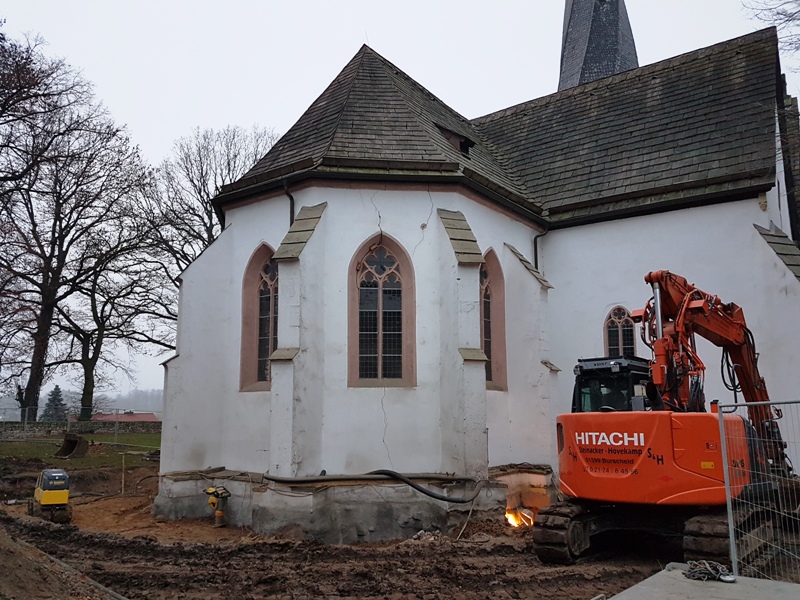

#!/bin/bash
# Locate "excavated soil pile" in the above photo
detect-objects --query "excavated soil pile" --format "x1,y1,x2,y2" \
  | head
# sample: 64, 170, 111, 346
0, 461, 662, 599
0, 527, 107, 599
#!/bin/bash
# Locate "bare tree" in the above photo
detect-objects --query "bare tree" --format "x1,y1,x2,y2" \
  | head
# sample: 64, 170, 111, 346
150, 125, 278, 279
62, 388, 111, 418
0, 30, 97, 415
0, 31, 93, 201
747, 1, 800, 52
134, 125, 278, 351
0, 95, 151, 420
1, 28, 279, 418
54, 239, 174, 420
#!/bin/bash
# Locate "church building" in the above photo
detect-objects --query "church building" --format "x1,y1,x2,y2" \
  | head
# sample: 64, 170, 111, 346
155, 0, 800, 541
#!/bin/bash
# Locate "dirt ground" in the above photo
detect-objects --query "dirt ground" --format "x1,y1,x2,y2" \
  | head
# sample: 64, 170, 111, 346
0, 458, 665, 600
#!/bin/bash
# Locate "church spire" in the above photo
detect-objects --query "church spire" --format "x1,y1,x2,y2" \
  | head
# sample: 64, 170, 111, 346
558, 0, 639, 91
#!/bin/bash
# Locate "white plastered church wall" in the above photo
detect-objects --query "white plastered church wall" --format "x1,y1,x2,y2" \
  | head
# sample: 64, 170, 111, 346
160, 196, 290, 474
162, 183, 553, 479
487, 244, 553, 467
293, 185, 548, 476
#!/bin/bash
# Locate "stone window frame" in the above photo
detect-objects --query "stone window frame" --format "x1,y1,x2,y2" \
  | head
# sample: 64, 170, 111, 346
481, 249, 507, 391
604, 306, 636, 358
348, 233, 416, 388
240, 244, 277, 392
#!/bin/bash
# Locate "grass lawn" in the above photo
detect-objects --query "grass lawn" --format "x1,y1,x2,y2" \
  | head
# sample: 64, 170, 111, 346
0, 432, 160, 470
83, 432, 161, 448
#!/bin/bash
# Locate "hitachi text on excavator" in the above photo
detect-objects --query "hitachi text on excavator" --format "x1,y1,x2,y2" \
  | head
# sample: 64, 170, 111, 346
533, 270, 798, 566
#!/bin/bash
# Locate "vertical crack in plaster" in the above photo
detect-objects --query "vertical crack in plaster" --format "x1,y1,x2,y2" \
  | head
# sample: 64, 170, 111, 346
360, 189, 383, 236
359, 189, 393, 469
379, 386, 394, 468
411, 188, 435, 257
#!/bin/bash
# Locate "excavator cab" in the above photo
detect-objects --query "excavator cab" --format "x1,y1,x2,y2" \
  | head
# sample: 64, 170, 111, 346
571, 357, 655, 413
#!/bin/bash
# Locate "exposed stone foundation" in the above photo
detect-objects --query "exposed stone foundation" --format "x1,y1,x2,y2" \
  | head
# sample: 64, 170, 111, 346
153, 470, 506, 544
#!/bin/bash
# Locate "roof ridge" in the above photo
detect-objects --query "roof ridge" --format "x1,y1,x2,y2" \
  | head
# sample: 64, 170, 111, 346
473, 26, 777, 126
362, 45, 474, 125
318, 45, 370, 162
364, 47, 532, 196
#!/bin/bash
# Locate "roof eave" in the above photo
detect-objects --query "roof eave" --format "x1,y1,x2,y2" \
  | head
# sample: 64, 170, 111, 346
212, 161, 546, 227
546, 177, 776, 229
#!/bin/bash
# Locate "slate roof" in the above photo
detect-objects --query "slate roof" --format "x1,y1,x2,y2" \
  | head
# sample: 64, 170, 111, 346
755, 224, 800, 281
218, 46, 537, 217
215, 28, 791, 233
559, 0, 639, 91
474, 27, 780, 224
780, 95, 800, 241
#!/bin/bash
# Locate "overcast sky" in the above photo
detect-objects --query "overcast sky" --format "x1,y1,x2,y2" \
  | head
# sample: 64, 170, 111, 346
3, 0, 797, 393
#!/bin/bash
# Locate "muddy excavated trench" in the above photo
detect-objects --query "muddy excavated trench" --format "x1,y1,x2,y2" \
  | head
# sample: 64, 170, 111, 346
0, 458, 664, 599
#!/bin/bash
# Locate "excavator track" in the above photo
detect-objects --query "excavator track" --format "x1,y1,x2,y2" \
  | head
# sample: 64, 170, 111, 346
532, 501, 590, 564
684, 503, 778, 574
534, 500, 780, 570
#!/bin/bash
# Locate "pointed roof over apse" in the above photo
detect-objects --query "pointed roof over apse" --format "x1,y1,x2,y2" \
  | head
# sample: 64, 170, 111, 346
558, 0, 639, 91
217, 45, 538, 219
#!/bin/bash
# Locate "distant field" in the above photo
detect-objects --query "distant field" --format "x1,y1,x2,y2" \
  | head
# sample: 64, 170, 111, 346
0, 432, 160, 469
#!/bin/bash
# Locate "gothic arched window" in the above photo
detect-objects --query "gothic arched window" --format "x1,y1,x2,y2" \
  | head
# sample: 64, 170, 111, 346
240, 244, 278, 391
257, 259, 279, 382
480, 263, 492, 381
349, 235, 416, 387
480, 250, 507, 389
605, 306, 635, 357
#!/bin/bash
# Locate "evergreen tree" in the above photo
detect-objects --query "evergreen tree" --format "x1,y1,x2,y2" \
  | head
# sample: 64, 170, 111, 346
40, 385, 67, 422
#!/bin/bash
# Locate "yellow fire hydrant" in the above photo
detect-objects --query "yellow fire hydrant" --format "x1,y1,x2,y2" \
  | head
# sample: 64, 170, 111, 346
203, 485, 231, 527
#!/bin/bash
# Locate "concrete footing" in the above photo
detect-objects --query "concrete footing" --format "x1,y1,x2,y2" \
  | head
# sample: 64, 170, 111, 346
153, 470, 506, 543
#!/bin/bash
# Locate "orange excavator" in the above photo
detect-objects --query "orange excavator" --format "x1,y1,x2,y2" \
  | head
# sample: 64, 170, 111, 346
533, 270, 796, 564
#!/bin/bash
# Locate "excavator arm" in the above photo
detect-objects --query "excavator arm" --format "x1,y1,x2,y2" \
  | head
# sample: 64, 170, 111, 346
633, 270, 790, 475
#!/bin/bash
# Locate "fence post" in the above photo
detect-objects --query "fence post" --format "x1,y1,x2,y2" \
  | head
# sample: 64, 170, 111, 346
716, 402, 739, 578
114, 409, 119, 445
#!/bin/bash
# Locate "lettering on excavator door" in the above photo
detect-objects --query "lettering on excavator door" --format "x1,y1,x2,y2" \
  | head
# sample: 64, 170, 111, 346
647, 448, 664, 465
568, 446, 578, 462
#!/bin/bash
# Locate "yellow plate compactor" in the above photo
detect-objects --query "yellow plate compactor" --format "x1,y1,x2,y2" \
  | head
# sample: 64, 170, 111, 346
28, 469, 72, 523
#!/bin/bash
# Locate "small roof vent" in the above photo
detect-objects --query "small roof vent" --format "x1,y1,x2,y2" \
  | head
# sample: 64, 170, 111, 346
436, 124, 475, 156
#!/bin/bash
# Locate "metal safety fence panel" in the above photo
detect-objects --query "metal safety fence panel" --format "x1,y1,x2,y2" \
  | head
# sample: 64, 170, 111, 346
717, 399, 800, 583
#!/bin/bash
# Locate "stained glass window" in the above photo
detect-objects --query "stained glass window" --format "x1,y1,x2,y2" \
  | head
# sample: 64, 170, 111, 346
480, 264, 492, 381
257, 259, 279, 381
358, 246, 402, 379
605, 306, 635, 357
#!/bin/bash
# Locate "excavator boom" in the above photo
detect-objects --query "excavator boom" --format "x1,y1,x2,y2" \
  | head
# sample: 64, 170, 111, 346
635, 270, 788, 473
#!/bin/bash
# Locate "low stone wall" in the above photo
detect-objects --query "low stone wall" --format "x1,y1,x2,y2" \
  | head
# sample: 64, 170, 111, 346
0, 420, 162, 437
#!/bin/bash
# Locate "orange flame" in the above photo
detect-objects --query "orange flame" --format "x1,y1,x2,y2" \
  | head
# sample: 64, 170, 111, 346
505, 507, 535, 527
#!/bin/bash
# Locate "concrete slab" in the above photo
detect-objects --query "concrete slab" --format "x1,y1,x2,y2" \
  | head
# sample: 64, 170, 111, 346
613, 564, 800, 600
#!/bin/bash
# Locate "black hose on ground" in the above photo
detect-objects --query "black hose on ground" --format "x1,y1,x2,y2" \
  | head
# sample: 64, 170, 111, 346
365, 470, 487, 504
261, 470, 488, 504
